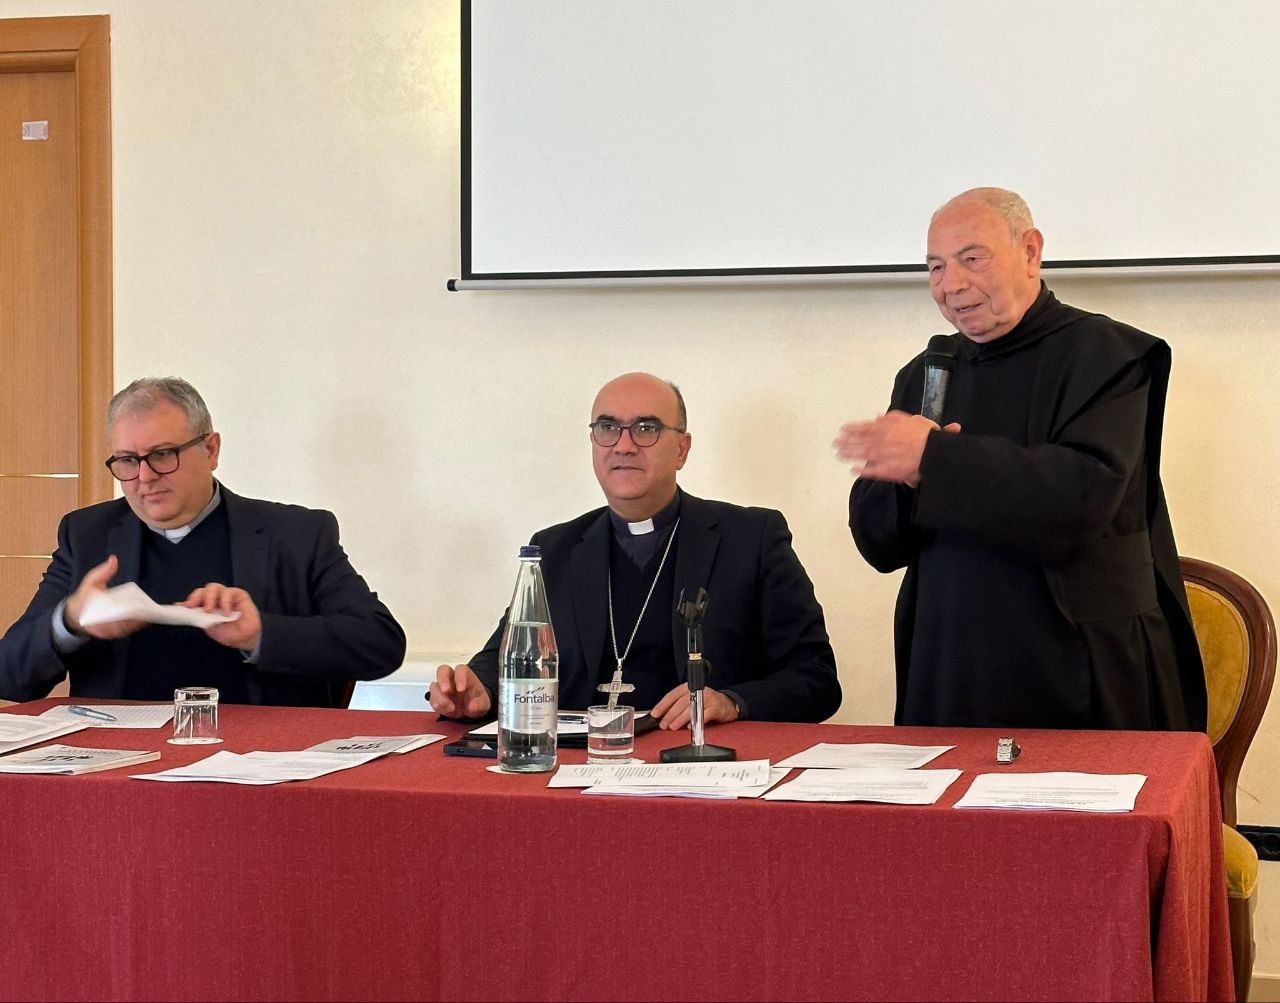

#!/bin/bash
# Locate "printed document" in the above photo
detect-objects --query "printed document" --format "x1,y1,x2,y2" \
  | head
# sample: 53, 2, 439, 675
775, 743, 954, 770
131, 749, 385, 785
0, 714, 89, 755
549, 758, 772, 789
0, 744, 160, 774
306, 734, 446, 756
953, 772, 1148, 812
583, 766, 791, 799
79, 582, 239, 629
762, 767, 963, 804
39, 704, 175, 729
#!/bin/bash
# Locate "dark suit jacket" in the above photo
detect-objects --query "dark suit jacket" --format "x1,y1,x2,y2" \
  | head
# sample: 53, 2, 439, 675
469, 493, 841, 722
0, 486, 406, 707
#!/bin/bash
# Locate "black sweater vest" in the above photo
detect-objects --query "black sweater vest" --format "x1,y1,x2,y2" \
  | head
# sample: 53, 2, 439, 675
599, 532, 678, 710
123, 503, 251, 703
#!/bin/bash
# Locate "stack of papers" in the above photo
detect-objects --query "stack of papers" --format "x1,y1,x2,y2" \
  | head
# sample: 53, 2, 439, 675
132, 749, 387, 785
131, 732, 447, 785
0, 714, 89, 755
775, 743, 954, 770
79, 582, 239, 629
549, 759, 782, 799
763, 767, 964, 804
39, 704, 175, 729
953, 772, 1148, 812
0, 744, 160, 775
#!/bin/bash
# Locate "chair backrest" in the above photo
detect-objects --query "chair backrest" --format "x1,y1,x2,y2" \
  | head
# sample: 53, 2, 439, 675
1181, 557, 1277, 826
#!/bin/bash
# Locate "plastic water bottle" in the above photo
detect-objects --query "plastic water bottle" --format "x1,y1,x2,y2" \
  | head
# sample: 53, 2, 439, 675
497, 545, 559, 772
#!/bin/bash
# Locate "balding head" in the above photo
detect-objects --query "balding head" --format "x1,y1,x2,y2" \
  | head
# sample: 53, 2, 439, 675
926, 188, 1044, 343
933, 188, 1035, 240
589, 372, 691, 520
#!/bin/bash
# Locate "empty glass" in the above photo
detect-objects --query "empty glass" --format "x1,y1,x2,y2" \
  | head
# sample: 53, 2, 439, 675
169, 687, 221, 745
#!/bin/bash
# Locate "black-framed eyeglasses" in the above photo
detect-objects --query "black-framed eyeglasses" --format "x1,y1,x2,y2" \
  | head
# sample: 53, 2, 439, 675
105, 434, 209, 482
588, 418, 684, 448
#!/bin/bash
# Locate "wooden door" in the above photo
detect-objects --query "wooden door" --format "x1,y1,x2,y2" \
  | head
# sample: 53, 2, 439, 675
0, 17, 112, 697
0, 69, 80, 629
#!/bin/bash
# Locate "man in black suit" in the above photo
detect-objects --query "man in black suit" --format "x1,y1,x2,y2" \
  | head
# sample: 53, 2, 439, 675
0, 377, 405, 707
430, 372, 840, 728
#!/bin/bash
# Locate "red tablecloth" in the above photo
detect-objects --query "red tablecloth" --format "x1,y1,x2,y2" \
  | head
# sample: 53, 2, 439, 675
0, 700, 1232, 1002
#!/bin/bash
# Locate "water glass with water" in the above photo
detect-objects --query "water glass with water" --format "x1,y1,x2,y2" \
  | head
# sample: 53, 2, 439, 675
587, 704, 635, 764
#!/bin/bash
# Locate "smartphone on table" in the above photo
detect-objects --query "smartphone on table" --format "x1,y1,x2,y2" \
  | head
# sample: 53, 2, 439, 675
442, 738, 498, 758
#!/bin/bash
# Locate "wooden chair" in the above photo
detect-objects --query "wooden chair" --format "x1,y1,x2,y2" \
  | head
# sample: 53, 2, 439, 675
1181, 557, 1277, 1003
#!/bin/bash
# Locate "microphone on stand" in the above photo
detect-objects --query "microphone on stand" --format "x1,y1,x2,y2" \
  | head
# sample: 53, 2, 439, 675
921, 334, 956, 424
660, 588, 735, 764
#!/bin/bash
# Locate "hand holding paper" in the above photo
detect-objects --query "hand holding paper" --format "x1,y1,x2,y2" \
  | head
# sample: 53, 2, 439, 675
79, 581, 240, 632
65, 557, 148, 640
181, 583, 261, 651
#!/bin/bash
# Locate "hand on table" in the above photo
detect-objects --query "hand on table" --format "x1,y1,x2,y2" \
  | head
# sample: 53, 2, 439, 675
651, 683, 740, 730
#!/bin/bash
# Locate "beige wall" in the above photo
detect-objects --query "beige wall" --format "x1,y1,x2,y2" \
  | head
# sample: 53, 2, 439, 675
8, 0, 1280, 973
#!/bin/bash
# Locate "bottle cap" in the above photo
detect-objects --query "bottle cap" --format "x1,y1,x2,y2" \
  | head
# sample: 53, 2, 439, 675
519, 545, 541, 559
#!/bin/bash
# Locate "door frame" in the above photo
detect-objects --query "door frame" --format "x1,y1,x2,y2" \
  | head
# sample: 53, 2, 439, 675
0, 15, 112, 505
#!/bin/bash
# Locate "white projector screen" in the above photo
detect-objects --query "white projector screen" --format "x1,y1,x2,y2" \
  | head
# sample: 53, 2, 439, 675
460, 0, 1280, 283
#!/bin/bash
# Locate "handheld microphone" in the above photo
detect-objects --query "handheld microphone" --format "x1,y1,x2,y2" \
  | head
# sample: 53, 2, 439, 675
921, 334, 956, 424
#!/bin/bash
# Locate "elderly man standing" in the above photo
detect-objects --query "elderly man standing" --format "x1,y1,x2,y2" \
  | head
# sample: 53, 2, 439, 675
433, 372, 841, 728
0, 377, 405, 706
837, 188, 1205, 731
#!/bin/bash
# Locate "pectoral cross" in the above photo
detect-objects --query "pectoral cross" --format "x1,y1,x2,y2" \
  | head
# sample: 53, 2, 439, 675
598, 664, 636, 710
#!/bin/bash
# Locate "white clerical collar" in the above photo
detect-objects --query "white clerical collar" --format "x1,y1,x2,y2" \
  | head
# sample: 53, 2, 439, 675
147, 483, 222, 543
607, 489, 682, 540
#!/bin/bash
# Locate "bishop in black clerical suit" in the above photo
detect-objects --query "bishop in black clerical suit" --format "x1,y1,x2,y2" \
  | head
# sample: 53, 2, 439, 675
432, 373, 841, 728
838, 188, 1205, 731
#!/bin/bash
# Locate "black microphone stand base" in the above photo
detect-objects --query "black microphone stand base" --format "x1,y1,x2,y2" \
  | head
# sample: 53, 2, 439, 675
660, 742, 736, 763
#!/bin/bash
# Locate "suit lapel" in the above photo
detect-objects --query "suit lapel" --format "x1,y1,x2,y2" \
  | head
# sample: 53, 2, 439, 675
570, 513, 610, 689
105, 506, 144, 690
223, 487, 269, 606
106, 507, 143, 586
671, 494, 720, 681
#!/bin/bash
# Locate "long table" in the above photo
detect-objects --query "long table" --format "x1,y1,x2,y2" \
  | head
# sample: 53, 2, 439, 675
0, 700, 1232, 1002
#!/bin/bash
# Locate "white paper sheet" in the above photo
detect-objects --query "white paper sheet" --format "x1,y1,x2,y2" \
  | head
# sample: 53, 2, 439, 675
39, 704, 175, 729
350, 734, 447, 754
306, 735, 446, 756
130, 749, 384, 785
0, 744, 161, 774
549, 759, 771, 789
774, 743, 954, 770
79, 582, 240, 629
762, 767, 964, 804
953, 772, 1148, 812
584, 766, 791, 799
0, 715, 89, 754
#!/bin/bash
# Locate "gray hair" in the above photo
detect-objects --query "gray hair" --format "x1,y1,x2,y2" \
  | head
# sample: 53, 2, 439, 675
668, 379, 688, 431
938, 187, 1036, 239
107, 377, 213, 437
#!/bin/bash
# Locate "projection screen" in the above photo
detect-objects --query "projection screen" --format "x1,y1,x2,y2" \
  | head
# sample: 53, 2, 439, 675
458, 0, 1280, 286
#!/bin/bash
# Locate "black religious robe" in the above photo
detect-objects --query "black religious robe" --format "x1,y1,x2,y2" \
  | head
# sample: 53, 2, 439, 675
850, 284, 1206, 731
